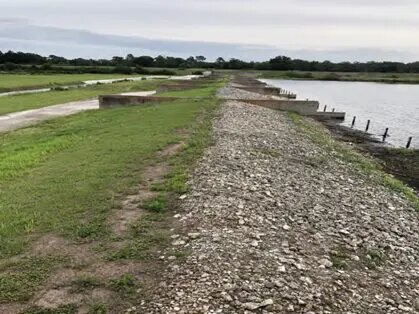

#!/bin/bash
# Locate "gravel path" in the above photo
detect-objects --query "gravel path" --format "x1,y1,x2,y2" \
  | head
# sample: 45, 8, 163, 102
137, 88, 419, 313
217, 84, 273, 100
0, 91, 155, 133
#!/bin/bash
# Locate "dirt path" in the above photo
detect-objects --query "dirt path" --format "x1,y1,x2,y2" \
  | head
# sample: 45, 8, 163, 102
0, 91, 155, 133
137, 86, 419, 313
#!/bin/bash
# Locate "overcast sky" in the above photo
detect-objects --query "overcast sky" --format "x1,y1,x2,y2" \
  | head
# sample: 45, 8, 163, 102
1, 0, 418, 62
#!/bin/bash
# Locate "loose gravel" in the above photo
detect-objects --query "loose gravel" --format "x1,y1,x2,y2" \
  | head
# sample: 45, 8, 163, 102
217, 84, 273, 100
137, 87, 419, 314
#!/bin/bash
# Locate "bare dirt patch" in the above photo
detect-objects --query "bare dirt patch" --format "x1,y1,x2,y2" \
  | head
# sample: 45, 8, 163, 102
0, 303, 26, 314
111, 190, 157, 236
86, 261, 139, 280
31, 234, 97, 266
157, 142, 185, 158
34, 288, 83, 309
142, 163, 170, 183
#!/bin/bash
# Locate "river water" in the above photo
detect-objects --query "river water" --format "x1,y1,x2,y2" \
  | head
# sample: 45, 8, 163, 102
262, 79, 419, 148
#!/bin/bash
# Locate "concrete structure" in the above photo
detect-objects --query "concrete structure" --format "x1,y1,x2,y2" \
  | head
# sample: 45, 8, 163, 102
236, 86, 297, 99
156, 83, 206, 93
0, 91, 156, 134
99, 94, 320, 115
99, 95, 180, 108
242, 99, 319, 114
308, 112, 346, 120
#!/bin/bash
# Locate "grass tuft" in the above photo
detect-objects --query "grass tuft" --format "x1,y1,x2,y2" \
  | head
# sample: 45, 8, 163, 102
22, 304, 77, 314
109, 273, 137, 296
70, 276, 102, 293
142, 194, 167, 212
0, 256, 65, 303
88, 302, 107, 314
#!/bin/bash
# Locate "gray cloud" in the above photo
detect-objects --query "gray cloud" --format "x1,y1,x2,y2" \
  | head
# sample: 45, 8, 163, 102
0, 0, 418, 62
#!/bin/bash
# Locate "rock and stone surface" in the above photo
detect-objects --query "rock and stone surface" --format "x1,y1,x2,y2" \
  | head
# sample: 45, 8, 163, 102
217, 84, 273, 100
137, 86, 419, 313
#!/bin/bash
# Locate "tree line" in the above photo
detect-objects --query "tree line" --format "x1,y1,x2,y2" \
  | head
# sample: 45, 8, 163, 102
1, 50, 418, 73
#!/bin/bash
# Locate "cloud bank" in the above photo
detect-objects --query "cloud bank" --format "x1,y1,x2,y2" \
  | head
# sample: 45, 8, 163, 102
0, 0, 418, 62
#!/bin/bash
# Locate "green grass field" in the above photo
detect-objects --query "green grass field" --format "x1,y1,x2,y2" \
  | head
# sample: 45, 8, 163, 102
159, 81, 225, 98
0, 74, 141, 92
0, 78, 221, 310
0, 79, 166, 115
0, 99, 216, 257
258, 70, 419, 84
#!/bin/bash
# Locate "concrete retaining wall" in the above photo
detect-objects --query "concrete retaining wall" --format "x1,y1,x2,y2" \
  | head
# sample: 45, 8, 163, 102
236, 86, 296, 99
308, 112, 346, 120
156, 83, 206, 93
99, 94, 319, 115
99, 95, 179, 108
237, 86, 281, 96
243, 99, 319, 115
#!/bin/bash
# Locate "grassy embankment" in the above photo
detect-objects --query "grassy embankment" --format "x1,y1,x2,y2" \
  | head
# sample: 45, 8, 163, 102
288, 112, 419, 211
0, 79, 167, 116
0, 68, 205, 93
258, 70, 419, 84
0, 74, 143, 93
0, 78, 222, 312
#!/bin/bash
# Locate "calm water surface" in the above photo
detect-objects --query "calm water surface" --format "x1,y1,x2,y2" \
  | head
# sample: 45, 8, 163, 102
262, 79, 419, 148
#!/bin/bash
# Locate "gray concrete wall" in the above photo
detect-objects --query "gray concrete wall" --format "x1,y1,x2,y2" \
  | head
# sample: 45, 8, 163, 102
236, 86, 297, 99
99, 95, 179, 108
243, 99, 319, 115
308, 112, 346, 120
156, 83, 205, 93
99, 95, 319, 116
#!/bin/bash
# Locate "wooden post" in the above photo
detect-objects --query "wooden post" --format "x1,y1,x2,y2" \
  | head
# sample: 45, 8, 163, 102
351, 116, 356, 128
365, 120, 370, 132
406, 137, 413, 149
323, 105, 327, 112
382, 128, 389, 142
332, 108, 335, 112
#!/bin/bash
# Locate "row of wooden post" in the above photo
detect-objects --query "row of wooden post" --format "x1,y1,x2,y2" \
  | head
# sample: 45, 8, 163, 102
323, 103, 414, 148
349, 115, 413, 148
324, 105, 336, 113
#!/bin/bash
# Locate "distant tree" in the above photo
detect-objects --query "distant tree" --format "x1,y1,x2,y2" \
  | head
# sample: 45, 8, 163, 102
134, 56, 154, 67
227, 58, 247, 69
48, 55, 68, 65
1, 50, 419, 74
125, 54, 135, 66
215, 57, 226, 69
186, 56, 196, 67
154, 55, 167, 68
111, 56, 124, 65
269, 56, 292, 71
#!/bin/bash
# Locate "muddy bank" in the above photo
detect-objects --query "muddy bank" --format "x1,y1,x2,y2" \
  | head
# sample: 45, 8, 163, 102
322, 122, 419, 191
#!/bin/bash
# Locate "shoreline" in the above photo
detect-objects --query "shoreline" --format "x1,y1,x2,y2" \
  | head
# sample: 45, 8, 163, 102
257, 70, 419, 85
254, 74, 419, 193
320, 120, 419, 192
260, 76, 419, 85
